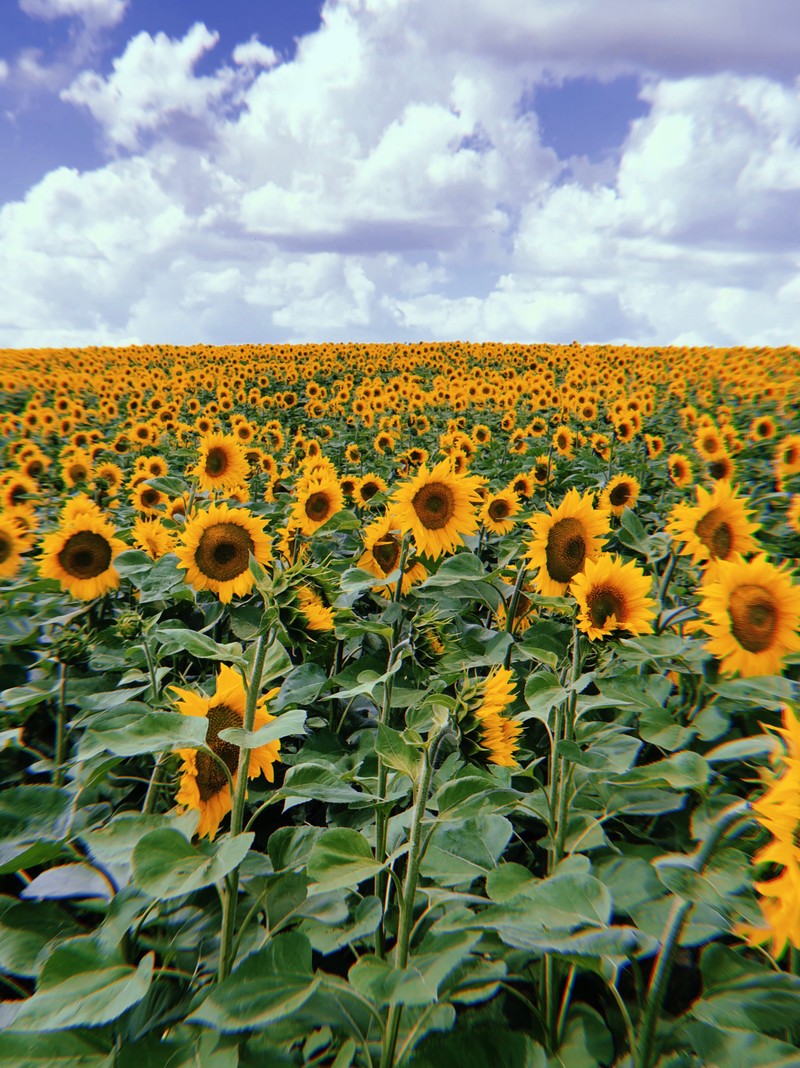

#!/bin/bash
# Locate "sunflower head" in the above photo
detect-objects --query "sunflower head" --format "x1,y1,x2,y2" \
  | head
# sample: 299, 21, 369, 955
526, 488, 610, 596
176, 502, 272, 603
601, 474, 640, 517
480, 490, 521, 535
571, 553, 657, 640
697, 553, 800, 677
39, 512, 126, 601
666, 481, 759, 566
390, 459, 484, 559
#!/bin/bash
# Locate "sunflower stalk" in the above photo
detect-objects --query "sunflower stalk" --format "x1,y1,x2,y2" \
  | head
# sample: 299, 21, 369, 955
380, 740, 435, 1068
53, 660, 68, 788
217, 626, 273, 983
374, 537, 411, 959
502, 560, 529, 666
634, 800, 752, 1068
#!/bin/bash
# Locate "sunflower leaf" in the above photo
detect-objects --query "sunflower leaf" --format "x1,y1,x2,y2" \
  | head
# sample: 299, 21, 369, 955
219, 708, 307, 748
132, 829, 254, 900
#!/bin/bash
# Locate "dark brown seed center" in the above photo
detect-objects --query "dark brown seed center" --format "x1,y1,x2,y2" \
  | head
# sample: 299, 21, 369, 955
195, 523, 253, 581
195, 702, 241, 801
205, 447, 229, 477
305, 491, 332, 521
545, 517, 587, 583
695, 507, 733, 559
587, 584, 625, 628
0, 533, 12, 564
412, 481, 455, 530
728, 584, 777, 653
609, 483, 632, 507
58, 531, 112, 579
489, 499, 510, 520
373, 535, 400, 574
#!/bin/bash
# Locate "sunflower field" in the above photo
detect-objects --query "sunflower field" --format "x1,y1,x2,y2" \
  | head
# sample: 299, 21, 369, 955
1, 340, 799, 1067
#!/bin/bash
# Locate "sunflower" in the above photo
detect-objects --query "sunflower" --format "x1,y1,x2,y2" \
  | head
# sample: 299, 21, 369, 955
526, 489, 610, 596
355, 473, 388, 506
61, 451, 94, 488
39, 512, 126, 600
788, 496, 800, 536
531, 454, 554, 487
173, 664, 281, 839
694, 427, 726, 461
295, 584, 335, 630
0, 513, 26, 580
358, 513, 427, 596
391, 459, 483, 559
133, 516, 177, 560
666, 481, 759, 567
0, 473, 39, 511
471, 667, 522, 768
552, 425, 574, 459
750, 416, 777, 442
291, 476, 344, 536
707, 453, 735, 482
571, 554, 657, 640
697, 553, 800, 677
480, 490, 521, 535
191, 432, 249, 493
601, 474, 640, 517
176, 502, 272, 603
776, 434, 800, 476
668, 453, 693, 488
645, 434, 665, 460
131, 482, 167, 516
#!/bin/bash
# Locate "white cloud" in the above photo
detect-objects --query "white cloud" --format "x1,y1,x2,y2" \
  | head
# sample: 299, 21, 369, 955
19, 0, 127, 30
232, 37, 279, 70
61, 23, 236, 150
2, 4, 800, 347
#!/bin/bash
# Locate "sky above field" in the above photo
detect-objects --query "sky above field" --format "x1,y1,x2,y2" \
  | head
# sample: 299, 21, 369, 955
1, 0, 800, 349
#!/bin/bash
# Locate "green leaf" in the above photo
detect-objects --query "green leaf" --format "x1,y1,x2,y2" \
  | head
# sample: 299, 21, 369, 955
21, 864, 115, 902
691, 944, 800, 1038
705, 735, 779, 763
307, 829, 383, 891
348, 931, 480, 1006
433, 776, 517, 821
152, 625, 245, 663
79, 709, 208, 759
272, 663, 328, 711
0, 786, 73, 873
375, 723, 423, 780
522, 672, 567, 722
132, 830, 253, 900
219, 708, 307, 749
0, 895, 80, 978
421, 815, 513, 887
187, 933, 320, 1031
610, 750, 710, 790
9, 941, 154, 1031
301, 896, 382, 954
0, 1032, 114, 1067
411, 1023, 544, 1068
277, 763, 373, 807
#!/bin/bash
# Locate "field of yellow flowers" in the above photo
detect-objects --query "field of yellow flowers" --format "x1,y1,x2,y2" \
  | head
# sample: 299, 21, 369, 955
0, 340, 799, 1067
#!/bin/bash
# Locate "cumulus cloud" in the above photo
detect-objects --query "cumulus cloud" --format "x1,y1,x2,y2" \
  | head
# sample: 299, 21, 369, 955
61, 23, 237, 150
19, 0, 128, 29
2, 1, 800, 347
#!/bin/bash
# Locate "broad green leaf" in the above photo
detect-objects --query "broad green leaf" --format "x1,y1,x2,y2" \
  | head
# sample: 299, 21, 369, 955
301, 896, 382, 954
277, 763, 374, 807
132, 829, 253, 899
0, 1032, 114, 1068
187, 932, 320, 1031
0, 895, 80, 978
219, 708, 306, 748
79, 709, 208, 759
307, 829, 383, 891
610, 750, 710, 790
152, 624, 245, 663
522, 672, 567, 722
348, 931, 480, 1006
411, 1023, 545, 1068
691, 943, 800, 1037
421, 815, 513, 887
0, 786, 73, 872
433, 776, 517, 821
272, 663, 329, 711
9, 941, 154, 1031
21, 863, 115, 902
375, 723, 423, 780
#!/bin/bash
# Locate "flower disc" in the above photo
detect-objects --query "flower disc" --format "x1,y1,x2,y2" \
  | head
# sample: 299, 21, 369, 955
527, 489, 610, 596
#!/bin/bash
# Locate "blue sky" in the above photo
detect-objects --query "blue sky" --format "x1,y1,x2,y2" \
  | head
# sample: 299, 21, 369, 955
1, 0, 799, 348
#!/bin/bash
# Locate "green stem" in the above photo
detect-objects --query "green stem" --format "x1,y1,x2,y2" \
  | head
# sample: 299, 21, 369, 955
375, 538, 411, 959
503, 561, 529, 666
141, 638, 160, 703
53, 661, 68, 788
634, 801, 752, 1068
380, 747, 435, 1068
142, 751, 168, 815
217, 629, 273, 983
